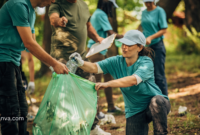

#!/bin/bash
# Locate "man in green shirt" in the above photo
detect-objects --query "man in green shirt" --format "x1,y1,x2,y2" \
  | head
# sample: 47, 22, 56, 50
48, 0, 112, 134
49, 0, 104, 63
0, 0, 69, 134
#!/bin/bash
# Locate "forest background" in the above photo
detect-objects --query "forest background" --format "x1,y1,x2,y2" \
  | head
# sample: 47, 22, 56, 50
0, 0, 200, 134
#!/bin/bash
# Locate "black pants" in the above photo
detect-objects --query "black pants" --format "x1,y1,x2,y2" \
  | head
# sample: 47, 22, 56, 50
150, 40, 168, 96
0, 62, 28, 135
126, 95, 171, 135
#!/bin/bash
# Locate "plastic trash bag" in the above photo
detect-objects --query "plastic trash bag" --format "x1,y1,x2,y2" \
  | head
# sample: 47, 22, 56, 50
178, 106, 187, 116
33, 73, 97, 135
99, 114, 116, 125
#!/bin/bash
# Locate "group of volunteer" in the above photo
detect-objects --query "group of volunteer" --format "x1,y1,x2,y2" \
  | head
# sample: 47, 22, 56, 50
0, 0, 170, 134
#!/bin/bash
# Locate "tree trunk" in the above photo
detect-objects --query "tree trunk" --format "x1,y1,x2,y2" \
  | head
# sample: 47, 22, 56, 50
157, 0, 181, 20
107, 7, 119, 57
184, 0, 200, 32
36, 6, 52, 78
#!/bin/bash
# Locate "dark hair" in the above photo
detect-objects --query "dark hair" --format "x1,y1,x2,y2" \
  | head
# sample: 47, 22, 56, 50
137, 44, 155, 60
97, 0, 113, 17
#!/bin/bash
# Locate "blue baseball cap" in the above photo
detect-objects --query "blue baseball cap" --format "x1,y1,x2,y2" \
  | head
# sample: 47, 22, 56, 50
117, 30, 146, 46
143, 0, 154, 2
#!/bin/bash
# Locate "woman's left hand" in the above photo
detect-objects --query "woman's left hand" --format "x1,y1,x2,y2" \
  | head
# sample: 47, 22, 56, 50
95, 83, 109, 91
146, 37, 152, 45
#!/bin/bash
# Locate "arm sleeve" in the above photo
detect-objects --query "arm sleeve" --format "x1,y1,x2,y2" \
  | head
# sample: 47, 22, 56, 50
97, 56, 116, 74
31, 13, 36, 34
95, 63, 104, 74
98, 15, 113, 32
31, 29, 35, 34
48, 4, 60, 17
133, 74, 142, 85
158, 8, 168, 29
133, 57, 154, 82
8, 3, 30, 27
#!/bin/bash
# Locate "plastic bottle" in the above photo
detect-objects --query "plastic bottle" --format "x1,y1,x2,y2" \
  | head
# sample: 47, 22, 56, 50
66, 57, 78, 74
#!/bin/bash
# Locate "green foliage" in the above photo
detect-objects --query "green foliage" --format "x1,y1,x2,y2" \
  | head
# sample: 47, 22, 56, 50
176, 37, 200, 55
165, 24, 200, 55
34, 13, 44, 46
84, 0, 97, 14
84, 0, 143, 30
84, 0, 143, 13
175, 0, 185, 12
117, 0, 143, 11
165, 54, 200, 75
175, 26, 200, 55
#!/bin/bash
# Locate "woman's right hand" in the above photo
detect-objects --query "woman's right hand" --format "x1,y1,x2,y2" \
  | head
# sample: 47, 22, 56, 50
95, 83, 109, 91
69, 52, 84, 67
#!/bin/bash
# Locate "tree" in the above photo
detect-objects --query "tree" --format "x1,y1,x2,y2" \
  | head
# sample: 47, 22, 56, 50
157, 0, 200, 33
107, 7, 119, 57
184, 0, 200, 33
157, 0, 181, 20
36, 6, 52, 77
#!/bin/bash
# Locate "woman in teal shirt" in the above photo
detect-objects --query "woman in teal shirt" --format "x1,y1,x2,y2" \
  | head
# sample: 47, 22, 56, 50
87, 0, 123, 113
141, 0, 168, 96
70, 30, 171, 134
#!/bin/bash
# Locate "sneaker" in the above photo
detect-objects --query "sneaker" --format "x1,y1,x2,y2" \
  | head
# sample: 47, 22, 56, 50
27, 113, 35, 122
90, 125, 111, 135
107, 106, 124, 115
97, 112, 105, 119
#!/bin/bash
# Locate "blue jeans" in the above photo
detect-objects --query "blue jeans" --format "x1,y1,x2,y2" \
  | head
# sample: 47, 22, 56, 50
150, 40, 168, 96
126, 95, 171, 135
0, 62, 29, 135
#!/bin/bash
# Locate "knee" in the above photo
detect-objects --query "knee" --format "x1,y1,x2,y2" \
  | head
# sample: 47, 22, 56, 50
149, 95, 164, 109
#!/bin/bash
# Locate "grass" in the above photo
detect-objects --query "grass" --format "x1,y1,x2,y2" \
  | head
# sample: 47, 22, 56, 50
165, 54, 200, 76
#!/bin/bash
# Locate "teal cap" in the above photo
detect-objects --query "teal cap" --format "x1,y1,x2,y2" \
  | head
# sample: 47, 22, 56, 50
117, 30, 146, 46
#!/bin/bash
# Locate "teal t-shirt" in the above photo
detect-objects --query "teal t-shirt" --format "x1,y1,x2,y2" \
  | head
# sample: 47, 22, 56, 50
0, 0, 36, 66
97, 55, 169, 118
141, 6, 168, 46
87, 9, 113, 55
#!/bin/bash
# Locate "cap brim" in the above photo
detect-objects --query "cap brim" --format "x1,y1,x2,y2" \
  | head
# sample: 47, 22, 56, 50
117, 38, 137, 46
143, 0, 154, 2
113, 2, 119, 8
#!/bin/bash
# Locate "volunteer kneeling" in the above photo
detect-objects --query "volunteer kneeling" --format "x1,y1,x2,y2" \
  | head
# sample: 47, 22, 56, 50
69, 30, 171, 135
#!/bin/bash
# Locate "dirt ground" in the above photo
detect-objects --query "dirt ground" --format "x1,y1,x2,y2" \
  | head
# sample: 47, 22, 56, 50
97, 74, 200, 135
25, 73, 200, 135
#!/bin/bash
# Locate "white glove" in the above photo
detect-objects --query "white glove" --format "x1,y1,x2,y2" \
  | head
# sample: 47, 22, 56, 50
27, 82, 35, 94
49, 66, 54, 72
69, 52, 84, 67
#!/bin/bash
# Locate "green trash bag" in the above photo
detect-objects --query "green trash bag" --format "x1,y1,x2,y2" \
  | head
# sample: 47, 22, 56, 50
33, 73, 97, 135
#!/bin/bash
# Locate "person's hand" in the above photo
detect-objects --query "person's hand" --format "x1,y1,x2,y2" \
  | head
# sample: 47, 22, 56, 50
96, 37, 104, 44
69, 52, 84, 67
57, 16, 68, 27
52, 61, 69, 74
95, 82, 109, 91
27, 82, 35, 94
69, 52, 81, 60
146, 37, 152, 45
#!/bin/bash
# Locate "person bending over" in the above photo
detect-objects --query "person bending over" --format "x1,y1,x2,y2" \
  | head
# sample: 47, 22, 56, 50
70, 30, 171, 135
